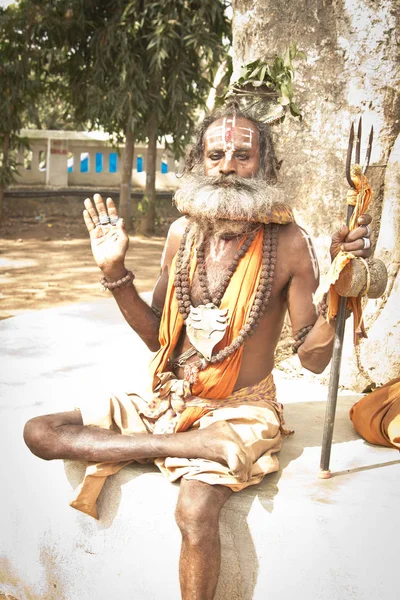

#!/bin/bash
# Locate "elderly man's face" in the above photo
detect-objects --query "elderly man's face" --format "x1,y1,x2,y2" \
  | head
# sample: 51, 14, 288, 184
203, 116, 260, 179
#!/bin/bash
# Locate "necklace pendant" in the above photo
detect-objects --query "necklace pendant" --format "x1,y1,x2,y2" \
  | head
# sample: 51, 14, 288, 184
186, 303, 229, 361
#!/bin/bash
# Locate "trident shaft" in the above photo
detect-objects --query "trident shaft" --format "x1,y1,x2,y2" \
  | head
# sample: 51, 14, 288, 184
319, 118, 373, 479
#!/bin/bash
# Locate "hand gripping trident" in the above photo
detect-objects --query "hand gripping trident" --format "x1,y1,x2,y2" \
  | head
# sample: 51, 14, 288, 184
319, 118, 373, 479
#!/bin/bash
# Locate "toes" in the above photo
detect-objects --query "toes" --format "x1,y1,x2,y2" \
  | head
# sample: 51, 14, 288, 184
229, 451, 252, 482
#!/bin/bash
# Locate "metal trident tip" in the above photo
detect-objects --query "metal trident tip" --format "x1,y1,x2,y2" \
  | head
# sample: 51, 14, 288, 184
355, 117, 362, 165
346, 122, 356, 189
346, 118, 373, 187
362, 126, 374, 174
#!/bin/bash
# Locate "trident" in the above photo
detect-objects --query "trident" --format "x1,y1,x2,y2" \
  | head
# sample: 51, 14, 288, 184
319, 118, 373, 479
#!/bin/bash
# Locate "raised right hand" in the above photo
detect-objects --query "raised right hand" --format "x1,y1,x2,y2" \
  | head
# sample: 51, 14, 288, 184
83, 194, 129, 277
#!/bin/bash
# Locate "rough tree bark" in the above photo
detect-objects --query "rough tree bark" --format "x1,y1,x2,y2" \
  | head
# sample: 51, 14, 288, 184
138, 114, 158, 236
232, 0, 400, 390
0, 134, 10, 226
119, 126, 135, 231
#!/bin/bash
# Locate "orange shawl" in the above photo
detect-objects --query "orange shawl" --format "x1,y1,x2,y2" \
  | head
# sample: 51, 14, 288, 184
150, 204, 294, 400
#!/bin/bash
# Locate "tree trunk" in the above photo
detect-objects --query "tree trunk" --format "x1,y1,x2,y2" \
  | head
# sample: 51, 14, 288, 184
119, 125, 135, 230
138, 114, 158, 236
232, 0, 400, 390
0, 134, 10, 226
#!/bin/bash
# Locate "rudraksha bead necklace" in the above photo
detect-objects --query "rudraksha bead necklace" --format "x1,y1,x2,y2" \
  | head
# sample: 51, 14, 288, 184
196, 227, 259, 307
174, 222, 279, 365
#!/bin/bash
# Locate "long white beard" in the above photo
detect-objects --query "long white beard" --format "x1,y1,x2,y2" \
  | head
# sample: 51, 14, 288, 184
174, 172, 283, 265
174, 173, 283, 227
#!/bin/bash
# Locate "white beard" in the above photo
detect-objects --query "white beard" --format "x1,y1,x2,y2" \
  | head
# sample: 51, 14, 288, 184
174, 173, 283, 227
174, 172, 284, 266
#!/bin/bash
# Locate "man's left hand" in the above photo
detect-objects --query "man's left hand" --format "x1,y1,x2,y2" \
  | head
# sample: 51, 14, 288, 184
330, 214, 372, 260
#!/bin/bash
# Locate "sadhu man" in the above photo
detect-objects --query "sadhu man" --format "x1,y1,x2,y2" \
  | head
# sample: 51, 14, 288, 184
24, 101, 372, 600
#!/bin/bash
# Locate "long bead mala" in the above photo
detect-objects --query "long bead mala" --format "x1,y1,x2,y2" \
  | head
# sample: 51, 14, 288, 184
174, 223, 279, 365
196, 227, 259, 307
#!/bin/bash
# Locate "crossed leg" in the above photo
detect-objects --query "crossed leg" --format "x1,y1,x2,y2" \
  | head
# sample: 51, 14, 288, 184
24, 412, 239, 598
175, 479, 232, 600
23, 410, 253, 482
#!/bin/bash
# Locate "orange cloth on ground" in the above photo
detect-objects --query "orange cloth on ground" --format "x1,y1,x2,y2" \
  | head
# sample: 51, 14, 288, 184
314, 166, 373, 344
150, 203, 294, 405
349, 377, 400, 449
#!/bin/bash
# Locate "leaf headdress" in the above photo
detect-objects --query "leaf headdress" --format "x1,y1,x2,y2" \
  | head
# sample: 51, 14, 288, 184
217, 43, 305, 124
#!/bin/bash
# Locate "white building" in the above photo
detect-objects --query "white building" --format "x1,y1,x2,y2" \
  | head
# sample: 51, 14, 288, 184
14, 130, 180, 191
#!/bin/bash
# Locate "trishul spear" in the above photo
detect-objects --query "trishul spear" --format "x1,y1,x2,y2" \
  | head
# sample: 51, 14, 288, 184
319, 118, 373, 479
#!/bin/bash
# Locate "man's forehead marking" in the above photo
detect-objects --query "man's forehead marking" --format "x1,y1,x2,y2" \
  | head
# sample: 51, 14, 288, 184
206, 116, 254, 150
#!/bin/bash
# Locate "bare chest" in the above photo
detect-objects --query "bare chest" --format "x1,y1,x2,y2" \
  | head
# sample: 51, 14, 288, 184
190, 238, 240, 306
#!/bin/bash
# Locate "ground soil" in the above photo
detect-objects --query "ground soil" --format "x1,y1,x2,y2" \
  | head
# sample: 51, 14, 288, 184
0, 215, 165, 320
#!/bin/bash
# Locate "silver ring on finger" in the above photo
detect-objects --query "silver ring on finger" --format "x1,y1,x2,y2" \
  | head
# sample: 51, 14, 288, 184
364, 224, 371, 237
110, 216, 119, 226
99, 215, 111, 226
362, 237, 371, 249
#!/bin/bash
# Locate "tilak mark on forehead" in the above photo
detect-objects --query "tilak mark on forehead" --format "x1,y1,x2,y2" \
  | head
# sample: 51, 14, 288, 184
206, 116, 254, 160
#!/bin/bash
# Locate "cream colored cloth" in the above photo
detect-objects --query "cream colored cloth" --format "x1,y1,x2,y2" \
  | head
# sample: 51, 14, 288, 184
70, 374, 292, 519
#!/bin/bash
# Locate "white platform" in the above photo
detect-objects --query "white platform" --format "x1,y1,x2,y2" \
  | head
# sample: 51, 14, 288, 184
1, 299, 399, 600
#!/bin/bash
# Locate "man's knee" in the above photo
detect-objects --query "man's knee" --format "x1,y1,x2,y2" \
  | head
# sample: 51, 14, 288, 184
175, 481, 230, 543
23, 415, 64, 460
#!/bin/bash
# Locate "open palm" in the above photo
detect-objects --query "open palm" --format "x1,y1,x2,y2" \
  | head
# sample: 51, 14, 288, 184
83, 194, 129, 270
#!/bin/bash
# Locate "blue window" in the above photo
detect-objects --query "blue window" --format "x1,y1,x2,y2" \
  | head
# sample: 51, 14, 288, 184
161, 160, 168, 174
109, 152, 118, 173
95, 153, 103, 173
80, 153, 89, 173
136, 156, 143, 173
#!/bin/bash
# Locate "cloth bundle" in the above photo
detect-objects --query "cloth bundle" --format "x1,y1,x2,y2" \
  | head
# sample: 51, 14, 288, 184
350, 377, 400, 449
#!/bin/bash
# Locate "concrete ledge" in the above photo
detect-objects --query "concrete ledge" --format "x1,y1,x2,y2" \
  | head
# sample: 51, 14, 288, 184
1, 300, 399, 599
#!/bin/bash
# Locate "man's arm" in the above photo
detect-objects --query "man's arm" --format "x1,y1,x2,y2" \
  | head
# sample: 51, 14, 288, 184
83, 193, 186, 352
287, 216, 373, 374
284, 225, 332, 374
108, 216, 188, 351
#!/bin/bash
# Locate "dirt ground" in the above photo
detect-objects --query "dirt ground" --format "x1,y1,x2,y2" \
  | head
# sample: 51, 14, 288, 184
0, 215, 165, 320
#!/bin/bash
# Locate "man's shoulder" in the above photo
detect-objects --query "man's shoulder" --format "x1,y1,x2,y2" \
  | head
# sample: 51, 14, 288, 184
168, 216, 189, 239
278, 222, 318, 270
277, 221, 320, 281
278, 221, 309, 247
160, 217, 189, 270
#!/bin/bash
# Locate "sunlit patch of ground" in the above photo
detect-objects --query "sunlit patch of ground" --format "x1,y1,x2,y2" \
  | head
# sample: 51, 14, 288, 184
0, 217, 165, 320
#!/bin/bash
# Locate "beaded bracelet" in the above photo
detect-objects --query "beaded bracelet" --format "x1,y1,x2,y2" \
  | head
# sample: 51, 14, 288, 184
100, 270, 135, 291
317, 293, 328, 320
292, 324, 314, 354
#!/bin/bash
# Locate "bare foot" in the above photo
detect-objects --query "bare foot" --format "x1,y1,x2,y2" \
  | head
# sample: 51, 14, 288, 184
198, 421, 253, 483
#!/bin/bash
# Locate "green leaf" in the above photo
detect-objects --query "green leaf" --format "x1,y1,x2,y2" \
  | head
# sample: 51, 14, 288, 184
259, 64, 268, 82
289, 102, 302, 118
249, 64, 261, 78
280, 85, 292, 106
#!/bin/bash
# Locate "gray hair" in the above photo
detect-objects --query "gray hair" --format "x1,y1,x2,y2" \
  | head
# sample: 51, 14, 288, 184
183, 99, 282, 184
